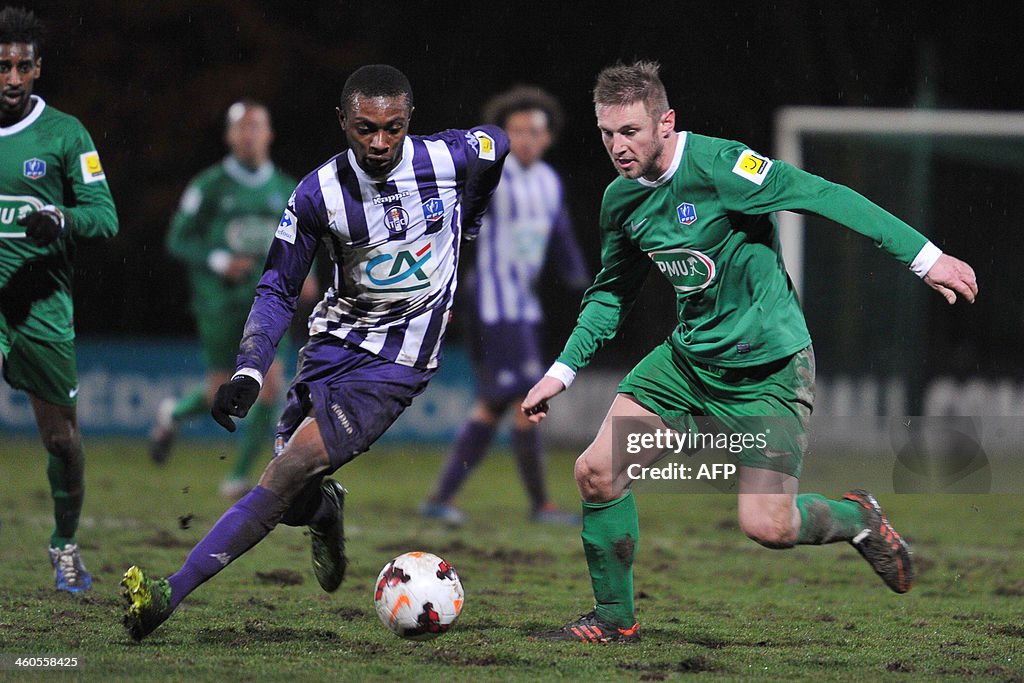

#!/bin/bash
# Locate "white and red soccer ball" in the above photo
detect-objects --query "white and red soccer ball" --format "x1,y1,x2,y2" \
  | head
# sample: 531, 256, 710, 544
373, 551, 464, 641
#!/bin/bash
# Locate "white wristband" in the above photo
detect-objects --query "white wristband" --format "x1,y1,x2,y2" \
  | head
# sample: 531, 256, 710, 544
544, 361, 577, 390
208, 249, 232, 275
910, 241, 942, 278
232, 368, 264, 388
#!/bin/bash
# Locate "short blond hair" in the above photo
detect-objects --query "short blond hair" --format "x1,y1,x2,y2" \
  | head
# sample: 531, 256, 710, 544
593, 60, 669, 117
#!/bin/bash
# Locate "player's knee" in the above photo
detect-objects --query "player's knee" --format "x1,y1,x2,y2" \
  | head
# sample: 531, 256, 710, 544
574, 451, 615, 502
40, 428, 81, 463
261, 445, 331, 501
739, 515, 798, 549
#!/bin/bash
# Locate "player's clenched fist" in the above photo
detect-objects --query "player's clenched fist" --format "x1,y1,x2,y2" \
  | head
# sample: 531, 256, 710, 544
211, 375, 261, 432
18, 206, 65, 247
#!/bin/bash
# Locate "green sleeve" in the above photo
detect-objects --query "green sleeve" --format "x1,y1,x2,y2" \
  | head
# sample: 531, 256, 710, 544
61, 123, 118, 240
715, 149, 928, 265
166, 177, 214, 269
555, 212, 651, 372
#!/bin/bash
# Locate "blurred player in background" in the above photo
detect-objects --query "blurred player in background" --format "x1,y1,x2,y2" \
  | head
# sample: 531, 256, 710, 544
121, 64, 509, 641
420, 85, 589, 526
149, 99, 311, 499
0, 6, 118, 591
522, 61, 978, 642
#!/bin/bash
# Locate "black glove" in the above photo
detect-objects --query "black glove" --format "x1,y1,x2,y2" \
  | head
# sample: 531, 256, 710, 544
18, 207, 65, 247
211, 375, 261, 432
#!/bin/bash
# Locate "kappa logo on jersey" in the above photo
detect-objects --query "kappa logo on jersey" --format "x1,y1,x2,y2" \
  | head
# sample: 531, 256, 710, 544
650, 248, 717, 292
373, 190, 411, 206
366, 242, 433, 292
383, 205, 411, 233
0, 195, 44, 238
676, 202, 697, 225
472, 131, 496, 161
79, 151, 106, 184
422, 197, 444, 222
275, 207, 297, 244
732, 150, 773, 186
23, 158, 46, 179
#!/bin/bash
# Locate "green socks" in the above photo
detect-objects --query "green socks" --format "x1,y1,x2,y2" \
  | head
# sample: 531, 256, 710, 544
47, 452, 84, 548
795, 493, 865, 545
581, 490, 639, 627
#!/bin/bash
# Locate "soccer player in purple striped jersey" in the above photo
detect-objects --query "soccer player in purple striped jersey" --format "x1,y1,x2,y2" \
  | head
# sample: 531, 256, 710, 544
121, 65, 509, 642
420, 86, 589, 526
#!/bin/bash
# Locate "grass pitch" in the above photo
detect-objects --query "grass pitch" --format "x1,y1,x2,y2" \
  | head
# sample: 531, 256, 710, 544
1, 436, 1023, 681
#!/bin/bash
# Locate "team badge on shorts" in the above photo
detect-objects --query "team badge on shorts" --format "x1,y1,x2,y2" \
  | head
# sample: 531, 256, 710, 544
23, 158, 46, 179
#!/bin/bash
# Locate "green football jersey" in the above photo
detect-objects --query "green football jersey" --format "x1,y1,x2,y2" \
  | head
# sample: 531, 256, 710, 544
167, 156, 295, 318
558, 132, 930, 371
0, 97, 118, 342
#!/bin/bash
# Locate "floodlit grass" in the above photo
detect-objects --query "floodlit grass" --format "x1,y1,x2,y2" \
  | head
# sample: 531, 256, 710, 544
1, 436, 1022, 681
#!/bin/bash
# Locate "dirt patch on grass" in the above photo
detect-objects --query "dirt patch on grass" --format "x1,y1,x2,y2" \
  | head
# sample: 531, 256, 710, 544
254, 569, 304, 586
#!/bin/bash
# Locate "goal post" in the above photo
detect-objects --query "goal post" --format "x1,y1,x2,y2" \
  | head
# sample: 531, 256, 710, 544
774, 106, 1024, 294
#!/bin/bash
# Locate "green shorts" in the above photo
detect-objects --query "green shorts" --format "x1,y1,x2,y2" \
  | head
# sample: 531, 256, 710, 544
195, 309, 294, 374
1, 328, 79, 407
195, 310, 249, 372
618, 341, 815, 477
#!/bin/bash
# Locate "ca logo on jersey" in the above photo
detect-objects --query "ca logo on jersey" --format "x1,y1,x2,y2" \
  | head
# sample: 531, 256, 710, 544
0, 195, 44, 238
366, 242, 433, 292
23, 158, 46, 179
650, 248, 716, 292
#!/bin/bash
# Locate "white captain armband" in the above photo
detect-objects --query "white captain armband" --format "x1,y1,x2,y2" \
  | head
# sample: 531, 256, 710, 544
909, 241, 943, 278
544, 362, 577, 390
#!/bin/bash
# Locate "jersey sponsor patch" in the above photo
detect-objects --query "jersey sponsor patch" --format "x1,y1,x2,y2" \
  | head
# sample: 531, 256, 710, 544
364, 241, 433, 294
731, 149, 773, 186
472, 131, 496, 161
0, 194, 44, 238
649, 248, 717, 293
23, 158, 46, 179
79, 151, 106, 184
275, 207, 297, 244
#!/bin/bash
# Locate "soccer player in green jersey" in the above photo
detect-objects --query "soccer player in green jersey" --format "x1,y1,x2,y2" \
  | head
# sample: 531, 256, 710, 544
0, 7, 118, 592
149, 99, 310, 499
522, 61, 978, 643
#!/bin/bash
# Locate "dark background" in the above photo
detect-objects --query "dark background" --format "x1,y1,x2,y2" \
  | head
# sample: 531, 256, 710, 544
23, 1, 1023, 377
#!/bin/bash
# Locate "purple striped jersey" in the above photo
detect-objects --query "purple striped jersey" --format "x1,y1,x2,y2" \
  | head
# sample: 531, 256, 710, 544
236, 126, 508, 376
474, 156, 589, 324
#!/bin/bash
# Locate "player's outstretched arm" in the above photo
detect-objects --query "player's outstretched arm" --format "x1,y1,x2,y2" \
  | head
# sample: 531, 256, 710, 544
521, 376, 567, 424
923, 254, 978, 304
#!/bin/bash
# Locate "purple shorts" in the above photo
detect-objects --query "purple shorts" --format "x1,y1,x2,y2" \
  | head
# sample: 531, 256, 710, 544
276, 335, 435, 470
469, 321, 544, 407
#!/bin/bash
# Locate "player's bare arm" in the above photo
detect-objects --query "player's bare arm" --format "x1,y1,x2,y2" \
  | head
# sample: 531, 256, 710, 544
923, 253, 978, 304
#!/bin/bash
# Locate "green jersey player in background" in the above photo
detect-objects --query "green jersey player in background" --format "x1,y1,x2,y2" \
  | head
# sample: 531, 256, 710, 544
522, 61, 978, 642
149, 99, 311, 499
0, 6, 118, 592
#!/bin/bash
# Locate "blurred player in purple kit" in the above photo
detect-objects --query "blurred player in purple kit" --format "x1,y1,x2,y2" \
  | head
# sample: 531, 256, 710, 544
120, 64, 508, 641
420, 86, 589, 526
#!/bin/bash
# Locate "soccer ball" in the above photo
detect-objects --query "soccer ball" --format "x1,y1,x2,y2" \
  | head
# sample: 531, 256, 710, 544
373, 551, 464, 641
